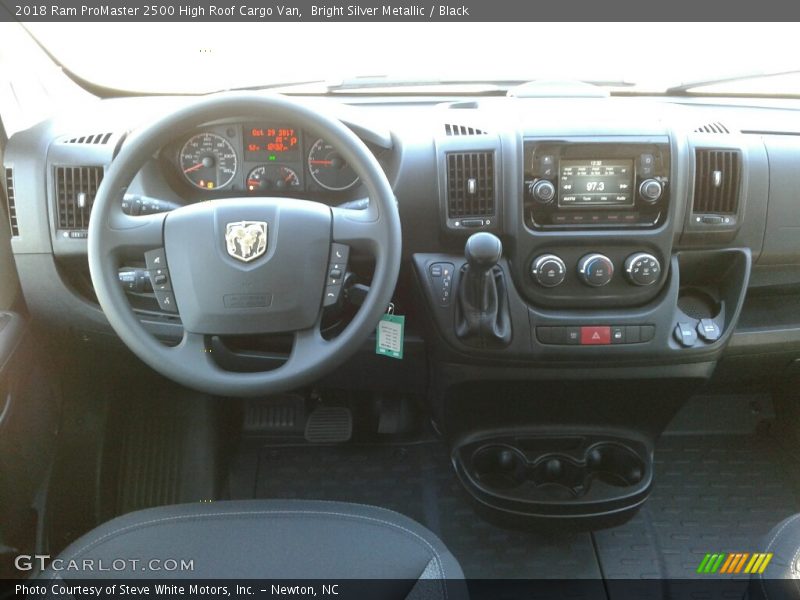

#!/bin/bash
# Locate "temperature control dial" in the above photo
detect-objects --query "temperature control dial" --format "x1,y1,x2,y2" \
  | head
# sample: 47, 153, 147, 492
624, 252, 661, 286
577, 253, 614, 287
531, 254, 566, 287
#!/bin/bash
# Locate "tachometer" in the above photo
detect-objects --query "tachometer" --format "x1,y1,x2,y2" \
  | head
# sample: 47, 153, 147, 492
307, 138, 359, 191
179, 132, 237, 190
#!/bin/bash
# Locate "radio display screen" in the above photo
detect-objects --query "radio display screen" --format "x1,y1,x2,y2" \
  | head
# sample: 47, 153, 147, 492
558, 159, 634, 207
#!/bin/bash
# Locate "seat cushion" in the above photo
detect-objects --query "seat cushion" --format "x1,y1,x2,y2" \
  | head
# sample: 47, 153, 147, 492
42, 500, 464, 593
750, 513, 800, 600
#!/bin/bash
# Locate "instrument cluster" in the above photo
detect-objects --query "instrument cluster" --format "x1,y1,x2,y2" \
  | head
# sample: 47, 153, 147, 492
162, 123, 368, 200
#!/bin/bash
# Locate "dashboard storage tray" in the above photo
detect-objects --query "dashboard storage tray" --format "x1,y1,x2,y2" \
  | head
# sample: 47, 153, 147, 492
453, 433, 652, 530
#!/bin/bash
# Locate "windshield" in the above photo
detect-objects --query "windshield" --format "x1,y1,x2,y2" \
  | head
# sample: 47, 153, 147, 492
18, 22, 800, 95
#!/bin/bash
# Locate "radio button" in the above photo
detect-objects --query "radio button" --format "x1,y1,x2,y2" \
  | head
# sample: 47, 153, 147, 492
531, 180, 556, 205
639, 178, 663, 203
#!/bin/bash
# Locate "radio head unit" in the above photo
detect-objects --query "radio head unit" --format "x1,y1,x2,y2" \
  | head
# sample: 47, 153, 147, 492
524, 139, 670, 230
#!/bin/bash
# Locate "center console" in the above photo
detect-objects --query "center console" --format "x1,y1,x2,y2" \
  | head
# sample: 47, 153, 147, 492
415, 124, 754, 530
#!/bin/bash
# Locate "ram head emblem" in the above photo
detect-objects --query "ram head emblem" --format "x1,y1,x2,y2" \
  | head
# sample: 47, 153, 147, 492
225, 221, 268, 263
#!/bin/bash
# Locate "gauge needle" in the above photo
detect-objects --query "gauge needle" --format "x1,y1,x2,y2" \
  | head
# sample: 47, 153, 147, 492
309, 160, 334, 165
183, 163, 204, 174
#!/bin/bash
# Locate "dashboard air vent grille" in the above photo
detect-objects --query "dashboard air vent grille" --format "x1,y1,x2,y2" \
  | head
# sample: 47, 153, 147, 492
4, 168, 19, 237
55, 166, 104, 230
63, 132, 113, 145
445, 124, 486, 136
693, 149, 741, 214
695, 122, 730, 134
446, 152, 495, 217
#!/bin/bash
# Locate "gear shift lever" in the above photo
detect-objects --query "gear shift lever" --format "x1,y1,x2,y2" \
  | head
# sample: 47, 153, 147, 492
455, 232, 512, 347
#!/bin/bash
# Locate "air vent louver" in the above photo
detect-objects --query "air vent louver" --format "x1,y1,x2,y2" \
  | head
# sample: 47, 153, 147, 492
63, 132, 113, 145
444, 124, 486, 136
695, 122, 730, 134
446, 152, 495, 218
55, 166, 104, 230
4, 168, 19, 237
693, 149, 741, 215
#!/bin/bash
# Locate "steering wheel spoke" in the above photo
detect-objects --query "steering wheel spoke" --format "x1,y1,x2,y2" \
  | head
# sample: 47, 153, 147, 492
106, 211, 167, 257
331, 205, 385, 254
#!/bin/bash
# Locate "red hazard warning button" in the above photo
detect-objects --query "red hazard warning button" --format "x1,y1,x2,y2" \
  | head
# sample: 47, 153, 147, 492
580, 326, 611, 345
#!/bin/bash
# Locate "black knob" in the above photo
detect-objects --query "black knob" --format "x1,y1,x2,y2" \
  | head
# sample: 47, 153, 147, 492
530, 180, 556, 205
577, 253, 614, 287
531, 254, 566, 287
464, 232, 502, 271
624, 252, 661, 286
639, 178, 663, 204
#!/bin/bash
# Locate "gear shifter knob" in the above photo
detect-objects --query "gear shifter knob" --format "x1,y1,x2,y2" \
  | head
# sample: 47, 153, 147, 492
465, 232, 503, 271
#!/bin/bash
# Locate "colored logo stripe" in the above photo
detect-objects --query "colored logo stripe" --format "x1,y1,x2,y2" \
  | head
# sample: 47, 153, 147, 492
697, 553, 773, 574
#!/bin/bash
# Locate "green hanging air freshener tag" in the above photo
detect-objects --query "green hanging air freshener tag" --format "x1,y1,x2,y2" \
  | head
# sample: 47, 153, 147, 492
376, 313, 405, 359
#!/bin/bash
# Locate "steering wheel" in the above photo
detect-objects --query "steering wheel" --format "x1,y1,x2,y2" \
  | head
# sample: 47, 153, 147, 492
88, 93, 401, 397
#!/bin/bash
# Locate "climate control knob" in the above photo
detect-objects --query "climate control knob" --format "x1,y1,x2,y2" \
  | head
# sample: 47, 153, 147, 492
530, 180, 556, 205
624, 252, 661, 286
577, 253, 614, 287
639, 178, 663, 204
531, 254, 566, 287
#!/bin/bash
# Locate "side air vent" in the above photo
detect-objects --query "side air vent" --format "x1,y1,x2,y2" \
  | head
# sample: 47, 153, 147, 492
446, 152, 495, 218
62, 132, 113, 145
693, 149, 741, 215
445, 123, 486, 136
695, 122, 730, 134
55, 166, 104, 230
4, 168, 19, 237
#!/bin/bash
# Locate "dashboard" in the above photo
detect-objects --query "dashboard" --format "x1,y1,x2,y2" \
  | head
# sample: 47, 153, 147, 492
5, 93, 800, 388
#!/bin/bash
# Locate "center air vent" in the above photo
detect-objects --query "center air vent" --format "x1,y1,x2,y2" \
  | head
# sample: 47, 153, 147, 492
444, 124, 486, 136
5, 168, 19, 237
55, 166, 104, 230
446, 152, 495, 218
692, 149, 741, 215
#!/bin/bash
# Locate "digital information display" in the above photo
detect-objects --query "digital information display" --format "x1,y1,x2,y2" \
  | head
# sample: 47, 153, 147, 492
558, 159, 634, 207
245, 126, 300, 161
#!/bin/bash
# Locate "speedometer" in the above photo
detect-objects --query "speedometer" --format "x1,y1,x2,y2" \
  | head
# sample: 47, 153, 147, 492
179, 133, 237, 190
307, 138, 360, 191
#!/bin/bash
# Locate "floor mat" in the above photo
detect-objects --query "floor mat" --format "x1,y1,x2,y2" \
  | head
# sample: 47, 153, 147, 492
593, 431, 800, 598
253, 441, 603, 580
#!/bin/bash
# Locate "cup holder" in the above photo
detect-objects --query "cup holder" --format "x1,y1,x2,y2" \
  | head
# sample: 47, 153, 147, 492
455, 434, 653, 529
472, 445, 527, 490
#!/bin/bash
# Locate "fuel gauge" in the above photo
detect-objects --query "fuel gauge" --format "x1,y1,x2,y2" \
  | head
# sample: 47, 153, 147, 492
246, 165, 301, 192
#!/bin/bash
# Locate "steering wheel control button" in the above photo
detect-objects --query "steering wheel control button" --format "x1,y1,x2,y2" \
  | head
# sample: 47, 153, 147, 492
624, 252, 661, 286
674, 322, 698, 347
697, 318, 721, 342
578, 253, 614, 287
580, 326, 611, 345
144, 248, 167, 270
154, 290, 178, 313
429, 262, 455, 305
324, 243, 351, 307
531, 254, 566, 287
148, 268, 172, 292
